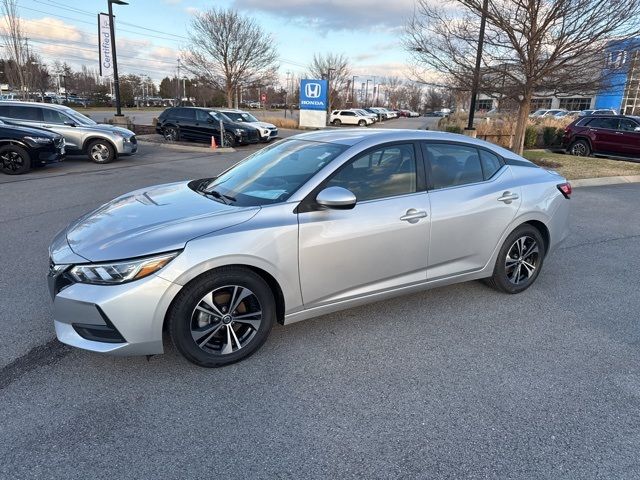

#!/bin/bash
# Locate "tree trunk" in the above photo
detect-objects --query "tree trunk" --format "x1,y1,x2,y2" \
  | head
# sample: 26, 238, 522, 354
225, 82, 233, 108
512, 91, 532, 156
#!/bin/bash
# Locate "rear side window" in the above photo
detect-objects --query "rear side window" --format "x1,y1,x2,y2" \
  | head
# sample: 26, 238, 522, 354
479, 150, 502, 179
175, 108, 195, 120
425, 143, 484, 189
586, 117, 618, 129
3, 105, 43, 121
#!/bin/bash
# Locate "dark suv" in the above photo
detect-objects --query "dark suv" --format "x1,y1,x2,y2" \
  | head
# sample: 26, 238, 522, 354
562, 115, 640, 158
156, 107, 260, 147
0, 119, 65, 174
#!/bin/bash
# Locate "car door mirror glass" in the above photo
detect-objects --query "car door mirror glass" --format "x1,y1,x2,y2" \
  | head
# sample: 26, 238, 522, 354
64, 120, 77, 127
634, 127, 640, 132
316, 186, 357, 210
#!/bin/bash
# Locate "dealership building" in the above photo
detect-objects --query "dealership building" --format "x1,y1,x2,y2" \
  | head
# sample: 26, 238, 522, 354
476, 39, 640, 114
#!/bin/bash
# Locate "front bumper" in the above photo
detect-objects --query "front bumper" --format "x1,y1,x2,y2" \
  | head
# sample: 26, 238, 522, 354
50, 273, 182, 356
120, 135, 138, 155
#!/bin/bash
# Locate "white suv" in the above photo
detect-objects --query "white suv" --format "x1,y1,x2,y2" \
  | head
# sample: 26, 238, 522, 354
330, 110, 373, 127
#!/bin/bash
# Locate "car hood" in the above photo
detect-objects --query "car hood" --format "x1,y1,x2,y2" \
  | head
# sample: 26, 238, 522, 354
65, 181, 260, 262
248, 121, 276, 129
75, 122, 134, 136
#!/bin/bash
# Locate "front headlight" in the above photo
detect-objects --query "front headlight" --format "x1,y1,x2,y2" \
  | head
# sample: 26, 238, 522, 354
69, 252, 179, 285
234, 128, 244, 136
24, 136, 53, 145
112, 130, 132, 141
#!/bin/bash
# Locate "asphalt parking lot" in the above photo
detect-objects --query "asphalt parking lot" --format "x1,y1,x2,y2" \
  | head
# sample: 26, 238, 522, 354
1, 118, 639, 478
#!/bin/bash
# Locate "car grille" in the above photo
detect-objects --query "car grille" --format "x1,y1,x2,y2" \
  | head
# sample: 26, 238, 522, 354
48, 260, 74, 296
130, 135, 137, 145
247, 129, 259, 141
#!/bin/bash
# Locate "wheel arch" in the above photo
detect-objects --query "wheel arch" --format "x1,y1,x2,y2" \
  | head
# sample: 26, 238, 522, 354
81, 136, 118, 154
0, 139, 30, 150
162, 263, 287, 332
523, 219, 550, 254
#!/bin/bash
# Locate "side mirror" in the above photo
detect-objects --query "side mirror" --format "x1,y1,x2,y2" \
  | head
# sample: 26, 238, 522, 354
634, 126, 640, 132
315, 186, 356, 210
64, 121, 77, 127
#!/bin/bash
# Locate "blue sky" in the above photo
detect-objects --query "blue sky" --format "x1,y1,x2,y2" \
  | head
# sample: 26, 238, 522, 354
13, 0, 415, 84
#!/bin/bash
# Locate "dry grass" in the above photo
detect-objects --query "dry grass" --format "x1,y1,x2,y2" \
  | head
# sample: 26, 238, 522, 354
261, 117, 298, 129
523, 150, 640, 179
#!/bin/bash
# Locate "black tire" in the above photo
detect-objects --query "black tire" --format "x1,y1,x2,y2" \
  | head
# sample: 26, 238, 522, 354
484, 224, 546, 294
223, 132, 236, 147
358, 120, 366, 127
86, 139, 116, 164
163, 125, 180, 142
169, 267, 276, 367
568, 139, 591, 157
0, 144, 31, 175
332, 119, 341, 126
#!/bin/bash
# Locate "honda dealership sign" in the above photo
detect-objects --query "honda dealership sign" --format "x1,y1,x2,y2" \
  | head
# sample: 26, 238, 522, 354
299, 79, 328, 128
98, 13, 113, 77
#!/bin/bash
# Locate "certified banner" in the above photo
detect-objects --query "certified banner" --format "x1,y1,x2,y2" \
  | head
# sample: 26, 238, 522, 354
98, 13, 113, 77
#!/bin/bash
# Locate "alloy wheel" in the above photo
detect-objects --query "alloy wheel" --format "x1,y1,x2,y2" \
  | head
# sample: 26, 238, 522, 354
570, 142, 587, 156
505, 235, 539, 285
190, 285, 263, 355
90, 143, 110, 162
0, 151, 24, 172
163, 127, 178, 141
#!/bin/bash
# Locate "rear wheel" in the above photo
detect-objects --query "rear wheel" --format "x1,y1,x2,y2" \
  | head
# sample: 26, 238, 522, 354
86, 139, 116, 164
169, 267, 276, 367
162, 126, 180, 141
358, 119, 366, 127
485, 224, 546, 294
569, 139, 590, 157
332, 119, 341, 126
0, 145, 31, 174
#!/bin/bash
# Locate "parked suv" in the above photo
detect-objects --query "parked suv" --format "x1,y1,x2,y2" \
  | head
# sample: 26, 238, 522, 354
0, 101, 136, 164
156, 107, 260, 147
0, 119, 65, 174
330, 110, 374, 126
562, 115, 640, 157
214, 108, 278, 142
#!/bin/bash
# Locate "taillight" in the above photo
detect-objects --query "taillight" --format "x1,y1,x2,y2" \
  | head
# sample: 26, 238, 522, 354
557, 182, 572, 199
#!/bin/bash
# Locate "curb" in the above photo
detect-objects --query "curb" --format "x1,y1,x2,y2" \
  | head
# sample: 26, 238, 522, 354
137, 140, 235, 154
571, 175, 640, 188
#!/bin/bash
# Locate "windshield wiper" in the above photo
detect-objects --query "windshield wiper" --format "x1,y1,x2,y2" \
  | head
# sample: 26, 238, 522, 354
203, 189, 235, 205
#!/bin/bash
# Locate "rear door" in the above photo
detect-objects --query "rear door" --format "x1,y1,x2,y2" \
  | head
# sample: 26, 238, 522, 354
0, 104, 43, 129
583, 117, 620, 153
423, 142, 521, 280
174, 108, 196, 139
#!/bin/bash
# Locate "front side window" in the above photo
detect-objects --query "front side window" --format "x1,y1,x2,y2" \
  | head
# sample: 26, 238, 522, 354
425, 143, 484, 189
43, 108, 70, 124
326, 144, 417, 202
199, 139, 347, 206
619, 118, 639, 132
195, 109, 210, 122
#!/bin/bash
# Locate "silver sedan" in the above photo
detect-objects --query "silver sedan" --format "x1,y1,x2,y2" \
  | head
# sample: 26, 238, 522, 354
48, 130, 571, 367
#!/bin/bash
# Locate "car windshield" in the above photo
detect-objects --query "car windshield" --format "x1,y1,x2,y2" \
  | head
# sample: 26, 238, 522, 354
223, 111, 259, 123
209, 111, 232, 122
62, 108, 97, 125
199, 139, 347, 206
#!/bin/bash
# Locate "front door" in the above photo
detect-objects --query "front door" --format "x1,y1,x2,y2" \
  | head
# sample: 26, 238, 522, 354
298, 142, 430, 308
423, 142, 522, 279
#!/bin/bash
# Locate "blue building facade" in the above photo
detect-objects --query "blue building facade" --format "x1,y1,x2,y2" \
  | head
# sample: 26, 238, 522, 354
595, 38, 640, 113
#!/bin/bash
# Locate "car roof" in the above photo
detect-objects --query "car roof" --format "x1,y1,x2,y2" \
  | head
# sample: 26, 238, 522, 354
0, 100, 68, 110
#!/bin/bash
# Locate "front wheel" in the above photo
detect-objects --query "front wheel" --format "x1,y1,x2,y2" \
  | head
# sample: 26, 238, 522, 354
86, 139, 116, 164
169, 267, 276, 367
485, 225, 546, 294
222, 132, 236, 147
0, 145, 31, 174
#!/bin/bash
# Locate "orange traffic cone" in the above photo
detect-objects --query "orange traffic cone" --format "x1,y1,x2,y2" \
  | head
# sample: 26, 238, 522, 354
210, 136, 217, 149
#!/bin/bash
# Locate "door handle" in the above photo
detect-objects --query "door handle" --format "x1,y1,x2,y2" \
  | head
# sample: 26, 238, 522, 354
615, 131, 624, 135
400, 208, 428, 223
497, 191, 519, 203
42, 124, 52, 128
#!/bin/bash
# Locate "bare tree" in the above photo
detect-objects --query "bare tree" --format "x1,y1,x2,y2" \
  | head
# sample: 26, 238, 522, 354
1, 0, 31, 98
182, 8, 278, 107
307, 53, 350, 110
405, 0, 640, 154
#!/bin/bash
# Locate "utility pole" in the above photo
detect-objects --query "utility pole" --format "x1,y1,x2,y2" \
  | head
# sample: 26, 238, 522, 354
351, 75, 357, 107
108, 0, 128, 116
465, 0, 489, 136
365, 79, 371, 107
327, 68, 335, 125
176, 58, 181, 106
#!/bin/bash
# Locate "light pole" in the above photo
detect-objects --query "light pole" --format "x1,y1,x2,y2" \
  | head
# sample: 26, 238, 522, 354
365, 79, 371, 106
466, 0, 489, 135
108, 0, 128, 116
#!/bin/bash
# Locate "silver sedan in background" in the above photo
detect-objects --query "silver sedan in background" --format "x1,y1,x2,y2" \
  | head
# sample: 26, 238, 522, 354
48, 130, 571, 367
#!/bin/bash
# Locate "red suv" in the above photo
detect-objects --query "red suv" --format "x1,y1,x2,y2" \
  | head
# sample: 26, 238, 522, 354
562, 115, 640, 158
